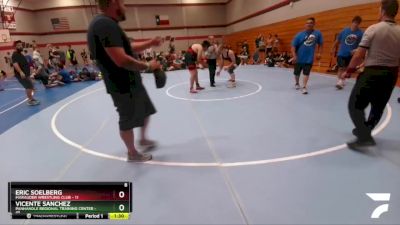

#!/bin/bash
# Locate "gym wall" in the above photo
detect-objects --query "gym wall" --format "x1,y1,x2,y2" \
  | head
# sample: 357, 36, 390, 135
225, 0, 379, 33
224, 1, 400, 86
0, 0, 226, 70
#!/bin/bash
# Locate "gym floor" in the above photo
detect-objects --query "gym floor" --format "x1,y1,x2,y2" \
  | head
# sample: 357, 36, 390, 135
1, 65, 400, 224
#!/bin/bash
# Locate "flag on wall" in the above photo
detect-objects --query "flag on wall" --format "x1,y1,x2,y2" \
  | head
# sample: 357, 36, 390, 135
51, 17, 70, 31
155, 15, 170, 26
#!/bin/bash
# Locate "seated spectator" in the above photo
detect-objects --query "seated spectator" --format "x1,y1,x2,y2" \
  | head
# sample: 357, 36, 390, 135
79, 67, 91, 81
265, 52, 276, 67
31, 59, 61, 88
57, 64, 72, 84
177, 51, 186, 69
276, 52, 294, 68
238, 46, 249, 65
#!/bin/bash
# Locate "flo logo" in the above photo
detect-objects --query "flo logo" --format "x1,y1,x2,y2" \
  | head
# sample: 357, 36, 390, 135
366, 193, 391, 219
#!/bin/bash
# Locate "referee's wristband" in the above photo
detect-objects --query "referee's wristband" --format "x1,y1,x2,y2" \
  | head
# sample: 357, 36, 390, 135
346, 68, 357, 74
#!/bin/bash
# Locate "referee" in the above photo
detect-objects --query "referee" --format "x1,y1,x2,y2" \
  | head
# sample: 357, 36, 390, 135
88, 0, 162, 162
343, 0, 400, 150
206, 38, 218, 87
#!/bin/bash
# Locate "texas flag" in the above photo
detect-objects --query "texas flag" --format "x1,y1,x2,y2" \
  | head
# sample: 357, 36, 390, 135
156, 15, 170, 26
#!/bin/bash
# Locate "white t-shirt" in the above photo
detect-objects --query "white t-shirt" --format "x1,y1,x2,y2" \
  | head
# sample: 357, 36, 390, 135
32, 50, 43, 64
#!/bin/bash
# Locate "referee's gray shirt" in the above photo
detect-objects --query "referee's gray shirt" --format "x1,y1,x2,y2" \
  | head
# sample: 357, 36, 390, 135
359, 21, 400, 67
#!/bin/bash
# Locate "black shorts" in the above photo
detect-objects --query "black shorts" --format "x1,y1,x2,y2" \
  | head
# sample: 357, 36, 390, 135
16, 76, 34, 89
294, 63, 312, 76
227, 65, 236, 75
337, 56, 352, 68
110, 89, 156, 131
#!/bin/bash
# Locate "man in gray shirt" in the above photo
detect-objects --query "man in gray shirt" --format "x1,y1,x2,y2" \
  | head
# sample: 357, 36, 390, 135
343, 0, 400, 150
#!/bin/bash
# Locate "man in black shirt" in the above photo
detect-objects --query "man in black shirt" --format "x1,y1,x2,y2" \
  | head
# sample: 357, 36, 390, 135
12, 40, 40, 106
88, 0, 162, 162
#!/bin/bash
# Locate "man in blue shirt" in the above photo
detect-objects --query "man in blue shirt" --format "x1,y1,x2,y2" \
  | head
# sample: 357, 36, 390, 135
331, 16, 364, 90
291, 17, 323, 95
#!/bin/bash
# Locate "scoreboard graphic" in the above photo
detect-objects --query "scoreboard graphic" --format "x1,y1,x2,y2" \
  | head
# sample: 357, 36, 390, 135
8, 182, 132, 220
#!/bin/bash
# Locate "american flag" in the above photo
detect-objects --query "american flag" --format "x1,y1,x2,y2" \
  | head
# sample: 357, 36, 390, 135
51, 17, 70, 31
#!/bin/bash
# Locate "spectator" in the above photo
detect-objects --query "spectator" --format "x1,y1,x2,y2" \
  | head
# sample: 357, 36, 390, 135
273, 34, 280, 52
258, 35, 266, 61
57, 64, 72, 84
168, 38, 176, 54
81, 48, 89, 65
47, 44, 59, 66
144, 48, 153, 61
276, 52, 293, 68
179, 50, 186, 69
252, 50, 261, 64
32, 40, 37, 49
266, 33, 274, 54
265, 51, 276, 67
55, 46, 66, 65
4, 52, 12, 70
78, 67, 91, 81
242, 40, 250, 54
23, 50, 34, 67
239, 46, 249, 65
172, 52, 185, 70
31, 59, 56, 88
255, 34, 262, 49
0, 70, 6, 91
32, 47, 44, 64
67, 45, 78, 66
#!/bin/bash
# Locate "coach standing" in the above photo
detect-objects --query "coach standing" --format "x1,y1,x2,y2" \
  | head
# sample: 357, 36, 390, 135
12, 40, 40, 106
88, 0, 162, 162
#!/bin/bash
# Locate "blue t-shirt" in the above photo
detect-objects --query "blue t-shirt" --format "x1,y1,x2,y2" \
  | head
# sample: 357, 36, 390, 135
292, 30, 323, 64
337, 27, 363, 57
59, 69, 71, 83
